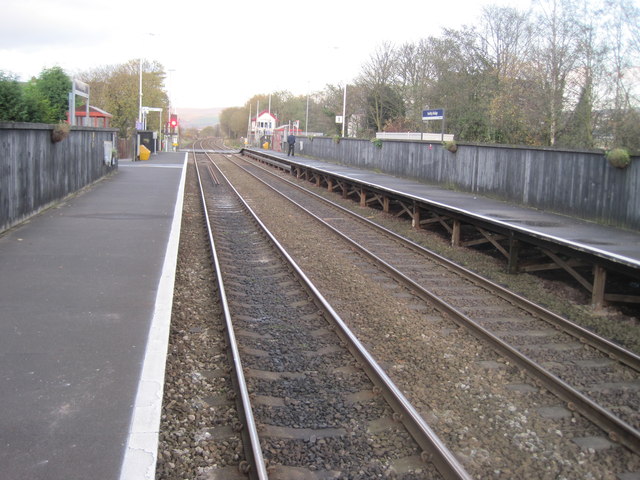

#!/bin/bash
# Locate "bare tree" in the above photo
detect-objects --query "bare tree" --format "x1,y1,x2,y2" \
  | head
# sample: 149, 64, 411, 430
475, 6, 539, 143
531, 0, 581, 146
316, 83, 349, 136
310, 0, 635, 148
430, 27, 497, 142
357, 42, 404, 134
556, 0, 609, 148
478, 5, 534, 82
80, 60, 168, 139
601, 0, 640, 150
395, 39, 439, 130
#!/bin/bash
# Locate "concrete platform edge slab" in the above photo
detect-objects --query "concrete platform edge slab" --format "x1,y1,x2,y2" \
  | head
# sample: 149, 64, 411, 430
118, 153, 188, 480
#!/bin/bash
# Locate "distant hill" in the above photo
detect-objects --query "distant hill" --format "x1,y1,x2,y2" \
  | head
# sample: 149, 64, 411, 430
176, 107, 223, 129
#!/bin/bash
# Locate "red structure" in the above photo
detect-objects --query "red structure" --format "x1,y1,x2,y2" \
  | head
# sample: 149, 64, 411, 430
67, 106, 112, 128
272, 124, 303, 152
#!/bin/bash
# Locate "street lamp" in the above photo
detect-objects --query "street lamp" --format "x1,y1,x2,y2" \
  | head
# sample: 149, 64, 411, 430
138, 58, 143, 126
166, 68, 175, 151
137, 33, 159, 129
330, 46, 348, 138
305, 81, 310, 136
342, 83, 347, 138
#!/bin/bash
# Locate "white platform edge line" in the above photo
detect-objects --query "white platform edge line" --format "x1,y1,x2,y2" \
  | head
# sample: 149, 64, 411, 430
118, 152, 188, 480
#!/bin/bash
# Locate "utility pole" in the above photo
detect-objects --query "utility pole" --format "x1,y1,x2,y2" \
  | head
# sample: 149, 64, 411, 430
341, 84, 347, 138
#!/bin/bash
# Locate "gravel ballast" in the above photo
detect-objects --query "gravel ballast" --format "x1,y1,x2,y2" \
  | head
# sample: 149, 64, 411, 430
157, 156, 640, 479
215, 155, 640, 479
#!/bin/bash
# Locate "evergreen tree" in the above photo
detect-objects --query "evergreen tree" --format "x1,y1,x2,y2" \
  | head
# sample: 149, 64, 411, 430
0, 72, 26, 121
22, 80, 56, 123
0, 68, 71, 123
34, 67, 71, 122
558, 80, 594, 148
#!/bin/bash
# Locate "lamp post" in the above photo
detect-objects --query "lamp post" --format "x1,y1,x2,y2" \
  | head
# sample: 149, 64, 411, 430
137, 33, 159, 128
341, 83, 347, 138
138, 58, 143, 127
305, 92, 309, 136
166, 69, 175, 151
330, 46, 348, 138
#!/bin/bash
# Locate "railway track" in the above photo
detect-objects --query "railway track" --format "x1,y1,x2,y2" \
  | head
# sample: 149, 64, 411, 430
172, 141, 472, 479
157, 138, 639, 479
199, 142, 640, 477
229, 149, 640, 448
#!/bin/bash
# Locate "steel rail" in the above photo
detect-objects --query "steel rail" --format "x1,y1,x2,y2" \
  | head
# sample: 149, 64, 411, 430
239, 151, 640, 373
205, 153, 473, 480
229, 152, 640, 457
192, 145, 269, 480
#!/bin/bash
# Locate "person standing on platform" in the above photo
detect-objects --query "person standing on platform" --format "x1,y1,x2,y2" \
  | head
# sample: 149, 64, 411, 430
287, 133, 295, 156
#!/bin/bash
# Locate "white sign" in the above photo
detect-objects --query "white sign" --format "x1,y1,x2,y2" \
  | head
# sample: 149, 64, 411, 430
103, 141, 113, 165
335, 115, 343, 124
73, 79, 90, 98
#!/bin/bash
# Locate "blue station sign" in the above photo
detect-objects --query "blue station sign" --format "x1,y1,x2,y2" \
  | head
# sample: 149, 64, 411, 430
422, 109, 444, 121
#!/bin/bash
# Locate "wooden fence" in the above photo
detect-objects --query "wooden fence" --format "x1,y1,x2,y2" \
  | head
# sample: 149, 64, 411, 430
296, 137, 639, 231
1, 123, 118, 233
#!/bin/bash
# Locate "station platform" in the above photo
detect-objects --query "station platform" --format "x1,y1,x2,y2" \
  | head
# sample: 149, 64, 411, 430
255, 148, 640, 266
2, 144, 638, 480
0, 152, 186, 480
245, 147, 640, 305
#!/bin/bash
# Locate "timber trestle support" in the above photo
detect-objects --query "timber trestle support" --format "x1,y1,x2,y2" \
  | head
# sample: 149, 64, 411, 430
247, 151, 640, 309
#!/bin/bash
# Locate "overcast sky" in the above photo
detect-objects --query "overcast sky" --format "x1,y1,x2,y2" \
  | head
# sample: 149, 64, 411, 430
2, 0, 531, 109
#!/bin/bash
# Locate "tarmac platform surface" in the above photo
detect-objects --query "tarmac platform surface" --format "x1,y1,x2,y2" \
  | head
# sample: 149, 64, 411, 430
0, 152, 186, 480
2, 146, 640, 479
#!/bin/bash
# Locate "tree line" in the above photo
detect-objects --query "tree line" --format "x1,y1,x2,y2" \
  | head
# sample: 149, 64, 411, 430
0, 67, 70, 124
78, 60, 169, 139
221, 0, 639, 152
1, 0, 637, 153
0, 60, 169, 141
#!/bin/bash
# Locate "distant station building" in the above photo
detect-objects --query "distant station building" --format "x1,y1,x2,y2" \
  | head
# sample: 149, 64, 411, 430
251, 110, 277, 145
67, 106, 112, 128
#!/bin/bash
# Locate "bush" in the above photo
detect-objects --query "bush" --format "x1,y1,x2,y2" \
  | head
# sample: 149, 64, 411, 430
371, 138, 383, 148
607, 148, 631, 169
51, 122, 70, 143
442, 140, 458, 153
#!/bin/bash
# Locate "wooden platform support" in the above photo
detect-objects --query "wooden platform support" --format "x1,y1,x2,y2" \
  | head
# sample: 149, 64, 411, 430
452, 220, 461, 247
508, 237, 520, 274
592, 264, 606, 309
245, 151, 640, 308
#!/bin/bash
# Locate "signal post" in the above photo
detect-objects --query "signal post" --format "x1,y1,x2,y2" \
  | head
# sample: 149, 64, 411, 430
165, 113, 179, 151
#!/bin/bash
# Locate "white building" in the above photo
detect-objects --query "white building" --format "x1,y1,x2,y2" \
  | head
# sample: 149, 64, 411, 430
252, 110, 278, 139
